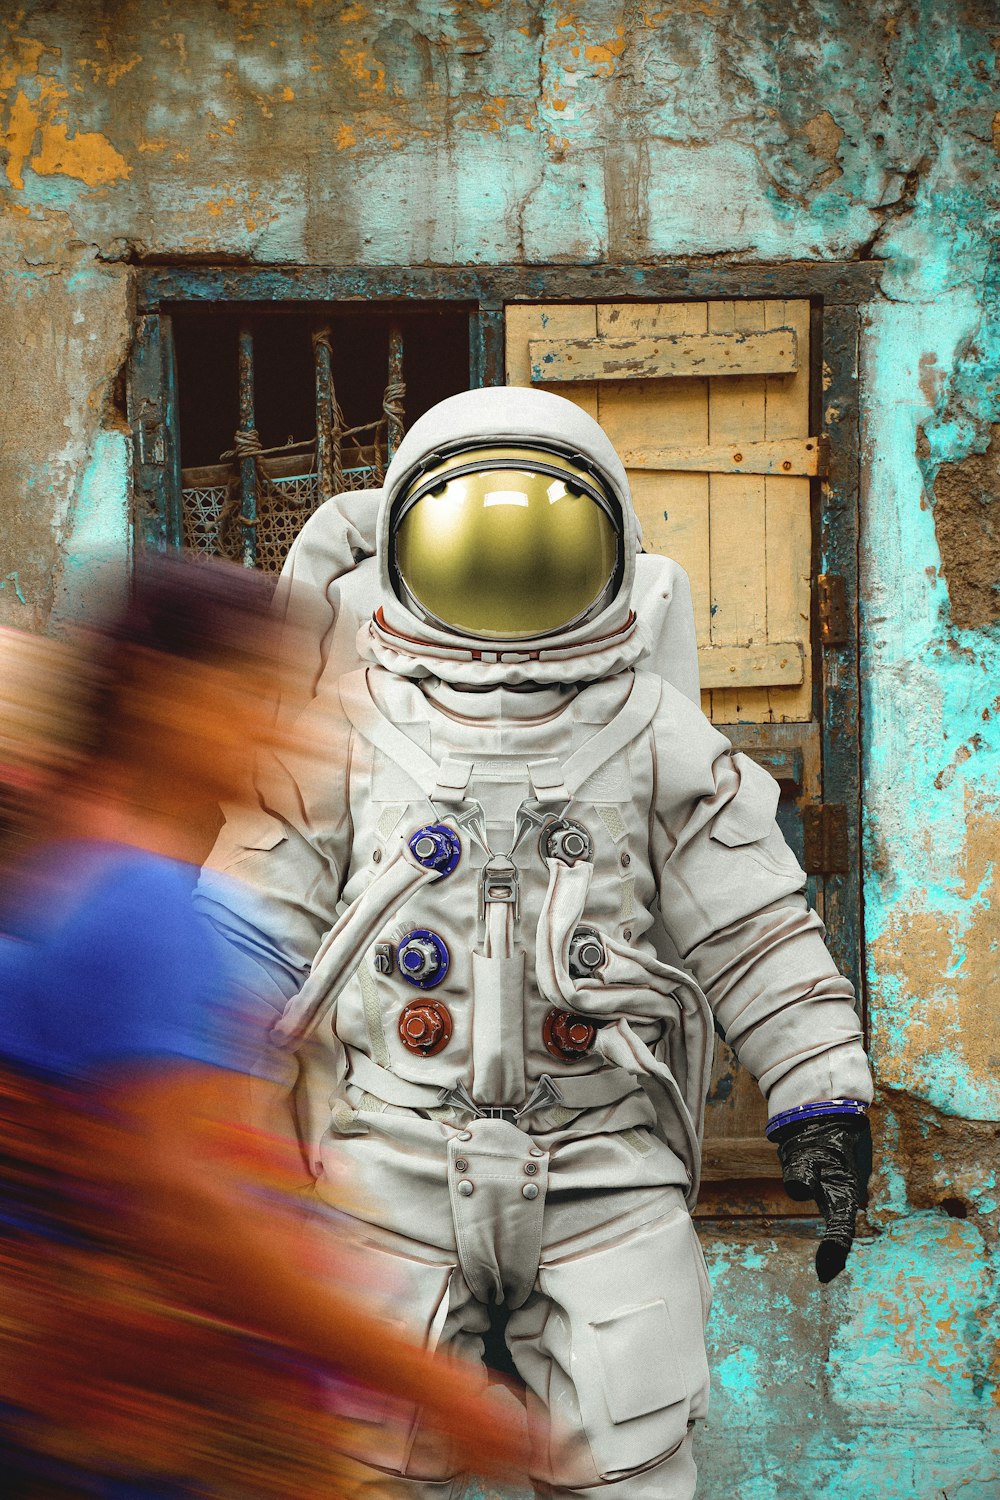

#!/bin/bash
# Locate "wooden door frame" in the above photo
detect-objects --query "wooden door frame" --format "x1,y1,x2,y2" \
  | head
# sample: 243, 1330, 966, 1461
132, 260, 875, 1010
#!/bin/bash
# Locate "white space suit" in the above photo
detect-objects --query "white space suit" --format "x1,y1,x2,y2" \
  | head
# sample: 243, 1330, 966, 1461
200, 387, 872, 1498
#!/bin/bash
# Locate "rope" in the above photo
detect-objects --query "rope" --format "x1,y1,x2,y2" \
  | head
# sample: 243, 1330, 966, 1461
383, 380, 405, 423
383, 378, 405, 460
218, 430, 317, 539
216, 355, 408, 503
220, 428, 261, 461
331, 392, 345, 495
312, 329, 333, 360
220, 431, 315, 462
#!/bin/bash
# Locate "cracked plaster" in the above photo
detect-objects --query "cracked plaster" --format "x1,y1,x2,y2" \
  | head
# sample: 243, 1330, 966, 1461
1, 2, 1000, 1495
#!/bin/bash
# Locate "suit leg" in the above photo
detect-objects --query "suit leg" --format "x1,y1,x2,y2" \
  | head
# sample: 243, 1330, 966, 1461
508, 1191, 711, 1500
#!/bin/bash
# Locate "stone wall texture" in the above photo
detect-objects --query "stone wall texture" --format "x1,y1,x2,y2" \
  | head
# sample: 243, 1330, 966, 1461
2, 2, 999, 1495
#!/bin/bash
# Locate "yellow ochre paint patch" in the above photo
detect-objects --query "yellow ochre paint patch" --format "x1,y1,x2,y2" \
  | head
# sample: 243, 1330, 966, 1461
3, 89, 36, 189
584, 34, 627, 64
868, 798, 1000, 1108
1, 34, 130, 190
0, 35, 48, 94
338, 46, 387, 92
76, 49, 142, 89
31, 123, 130, 185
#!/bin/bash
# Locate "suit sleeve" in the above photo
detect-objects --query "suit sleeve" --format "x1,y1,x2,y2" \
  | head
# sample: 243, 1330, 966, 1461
195, 692, 354, 1085
270, 489, 380, 725
651, 691, 873, 1119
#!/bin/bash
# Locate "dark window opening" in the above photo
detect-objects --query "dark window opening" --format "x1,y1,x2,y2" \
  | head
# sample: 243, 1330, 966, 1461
171, 305, 471, 573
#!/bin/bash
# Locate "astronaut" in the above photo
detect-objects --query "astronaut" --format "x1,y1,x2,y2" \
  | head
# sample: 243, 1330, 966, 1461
199, 386, 873, 1499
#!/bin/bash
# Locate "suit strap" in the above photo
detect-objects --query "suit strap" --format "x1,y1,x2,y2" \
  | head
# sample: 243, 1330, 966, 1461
561, 672, 662, 798
339, 669, 473, 805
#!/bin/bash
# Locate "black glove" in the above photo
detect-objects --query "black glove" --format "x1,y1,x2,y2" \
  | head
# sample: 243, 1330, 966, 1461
770, 1115, 872, 1283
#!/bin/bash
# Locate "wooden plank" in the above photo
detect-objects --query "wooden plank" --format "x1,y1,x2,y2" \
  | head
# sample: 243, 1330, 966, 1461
529, 327, 797, 383
700, 1137, 784, 1180
620, 435, 826, 476
505, 304, 598, 417
700, 1030, 782, 1195
138, 261, 885, 310
698, 642, 803, 689
764, 299, 813, 722
708, 301, 768, 721
723, 720, 822, 803
695, 1183, 817, 1218
596, 303, 712, 662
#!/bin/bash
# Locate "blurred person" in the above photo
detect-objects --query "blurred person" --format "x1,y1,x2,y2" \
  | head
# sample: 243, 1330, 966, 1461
0, 558, 531, 1499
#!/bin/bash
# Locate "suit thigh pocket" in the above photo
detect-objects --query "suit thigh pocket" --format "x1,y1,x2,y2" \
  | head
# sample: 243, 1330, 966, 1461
538, 1203, 710, 1480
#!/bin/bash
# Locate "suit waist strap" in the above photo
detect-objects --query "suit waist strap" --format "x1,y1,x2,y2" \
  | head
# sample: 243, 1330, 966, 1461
344, 1048, 641, 1116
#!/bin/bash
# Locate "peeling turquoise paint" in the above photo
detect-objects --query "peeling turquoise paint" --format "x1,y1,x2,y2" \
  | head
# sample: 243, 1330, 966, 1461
697, 1221, 1000, 1498
861, 268, 1000, 1119
714, 1342, 760, 1397
830, 1217, 996, 1414
874, 1110, 911, 1216
856, 0, 1000, 1141
50, 429, 131, 628
0, 571, 27, 605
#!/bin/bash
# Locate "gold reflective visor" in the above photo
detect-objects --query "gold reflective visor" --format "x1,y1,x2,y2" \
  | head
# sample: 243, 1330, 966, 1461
392, 449, 621, 640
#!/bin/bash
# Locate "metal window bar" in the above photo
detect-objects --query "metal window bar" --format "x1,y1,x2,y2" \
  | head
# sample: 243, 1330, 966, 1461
386, 323, 404, 460
238, 324, 258, 568
179, 316, 406, 574
313, 324, 335, 504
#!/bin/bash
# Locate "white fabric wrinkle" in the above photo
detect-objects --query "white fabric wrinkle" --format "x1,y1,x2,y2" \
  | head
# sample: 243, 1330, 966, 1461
592, 1020, 703, 1207
421, 680, 577, 726
754, 1030, 874, 1103
535, 856, 594, 1009
362, 614, 647, 687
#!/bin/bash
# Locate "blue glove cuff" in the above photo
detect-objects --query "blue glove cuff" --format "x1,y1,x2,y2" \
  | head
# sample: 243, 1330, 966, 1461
764, 1098, 869, 1139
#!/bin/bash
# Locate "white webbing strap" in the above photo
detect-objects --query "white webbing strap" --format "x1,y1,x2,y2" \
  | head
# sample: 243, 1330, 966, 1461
346, 1048, 445, 1108
338, 669, 444, 805
471, 948, 526, 1104
271, 844, 437, 1047
560, 670, 662, 799
344, 1048, 639, 1114
339, 669, 475, 808
552, 1068, 641, 1109
527, 757, 569, 804
434, 756, 474, 804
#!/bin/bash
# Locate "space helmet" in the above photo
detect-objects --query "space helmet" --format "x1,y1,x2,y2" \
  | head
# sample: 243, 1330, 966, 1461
366, 386, 644, 686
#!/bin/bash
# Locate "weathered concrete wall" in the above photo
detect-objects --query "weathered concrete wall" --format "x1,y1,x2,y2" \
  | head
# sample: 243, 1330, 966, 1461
2, 2, 1000, 1494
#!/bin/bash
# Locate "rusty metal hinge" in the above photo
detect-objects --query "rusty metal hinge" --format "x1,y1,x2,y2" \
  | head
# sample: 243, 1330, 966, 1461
802, 803, 850, 874
817, 573, 849, 646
